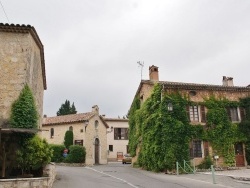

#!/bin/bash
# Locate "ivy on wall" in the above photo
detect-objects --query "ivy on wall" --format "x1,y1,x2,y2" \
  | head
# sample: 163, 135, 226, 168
239, 97, 250, 164
128, 83, 250, 171
204, 97, 246, 166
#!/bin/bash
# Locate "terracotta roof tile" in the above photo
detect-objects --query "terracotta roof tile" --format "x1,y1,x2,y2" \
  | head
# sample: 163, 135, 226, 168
43, 112, 95, 125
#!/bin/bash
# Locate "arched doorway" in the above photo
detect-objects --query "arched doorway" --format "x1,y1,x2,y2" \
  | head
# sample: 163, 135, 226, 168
95, 138, 100, 164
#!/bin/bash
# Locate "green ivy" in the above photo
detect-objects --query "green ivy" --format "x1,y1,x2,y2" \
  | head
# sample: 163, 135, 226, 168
129, 84, 250, 171
129, 84, 193, 171
204, 97, 246, 166
239, 97, 250, 164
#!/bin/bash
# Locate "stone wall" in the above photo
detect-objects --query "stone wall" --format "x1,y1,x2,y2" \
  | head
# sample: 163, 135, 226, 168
0, 32, 45, 128
0, 163, 56, 188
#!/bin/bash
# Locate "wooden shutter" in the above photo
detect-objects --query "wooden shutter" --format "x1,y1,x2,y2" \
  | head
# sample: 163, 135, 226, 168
200, 105, 206, 123
203, 141, 209, 157
186, 106, 190, 122
227, 108, 232, 121
240, 107, 246, 121
189, 141, 193, 159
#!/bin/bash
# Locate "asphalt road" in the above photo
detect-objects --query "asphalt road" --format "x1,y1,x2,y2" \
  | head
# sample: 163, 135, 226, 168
53, 163, 250, 188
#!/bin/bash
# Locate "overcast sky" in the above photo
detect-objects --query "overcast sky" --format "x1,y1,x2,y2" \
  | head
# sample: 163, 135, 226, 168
1, 0, 250, 118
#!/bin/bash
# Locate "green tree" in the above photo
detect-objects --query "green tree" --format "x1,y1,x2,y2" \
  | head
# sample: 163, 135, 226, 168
64, 130, 73, 149
16, 135, 53, 175
57, 100, 77, 116
10, 84, 38, 129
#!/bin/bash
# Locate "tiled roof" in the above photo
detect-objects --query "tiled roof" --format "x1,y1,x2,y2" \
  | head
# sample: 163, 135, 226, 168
43, 112, 95, 125
104, 118, 129, 122
140, 80, 250, 92
0, 23, 46, 89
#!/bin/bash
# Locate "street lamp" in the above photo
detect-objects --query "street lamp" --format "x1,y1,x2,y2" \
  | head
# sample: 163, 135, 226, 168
84, 120, 89, 132
107, 126, 113, 134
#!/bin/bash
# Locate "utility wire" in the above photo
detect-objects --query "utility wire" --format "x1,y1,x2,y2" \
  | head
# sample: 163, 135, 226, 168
0, 0, 10, 23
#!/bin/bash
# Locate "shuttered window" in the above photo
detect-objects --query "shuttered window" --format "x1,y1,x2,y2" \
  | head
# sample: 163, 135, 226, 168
189, 105, 199, 122
227, 107, 239, 122
240, 107, 246, 121
190, 140, 202, 158
200, 105, 206, 123
114, 128, 128, 140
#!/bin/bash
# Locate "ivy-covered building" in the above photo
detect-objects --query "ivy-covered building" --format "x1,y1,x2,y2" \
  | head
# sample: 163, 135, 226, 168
129, 65, 250, 171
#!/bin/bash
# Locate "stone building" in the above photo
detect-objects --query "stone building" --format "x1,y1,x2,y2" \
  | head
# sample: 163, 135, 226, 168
131, 65, 250, 167
42, 105, 109, 165
0, 23, 46, 128
105, 117, 129, 162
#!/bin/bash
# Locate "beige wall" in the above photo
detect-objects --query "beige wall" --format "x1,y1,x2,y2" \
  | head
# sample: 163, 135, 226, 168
42, 114, 108, 165
0, 32, 45, 128
106, 119, 129, 161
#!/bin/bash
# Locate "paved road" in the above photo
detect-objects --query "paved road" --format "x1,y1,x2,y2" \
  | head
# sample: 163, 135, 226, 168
53, 163, 250, 188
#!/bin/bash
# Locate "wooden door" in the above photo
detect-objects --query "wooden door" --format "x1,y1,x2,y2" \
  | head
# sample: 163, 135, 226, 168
95, 138, 100, 164
235, 143, 245, 167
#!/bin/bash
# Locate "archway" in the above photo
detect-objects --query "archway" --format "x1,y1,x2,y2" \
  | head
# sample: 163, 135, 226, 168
95, 138, 100, 164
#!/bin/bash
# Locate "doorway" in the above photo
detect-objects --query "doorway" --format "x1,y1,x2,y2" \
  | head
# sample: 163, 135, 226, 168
95, 138, 100, 164
235, 143, 245, 167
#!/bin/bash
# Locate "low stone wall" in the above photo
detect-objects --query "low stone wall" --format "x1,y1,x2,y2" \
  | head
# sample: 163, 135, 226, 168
0, 163, 56, 188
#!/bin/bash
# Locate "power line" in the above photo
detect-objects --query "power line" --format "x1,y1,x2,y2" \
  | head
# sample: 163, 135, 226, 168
0, 0, 10, 23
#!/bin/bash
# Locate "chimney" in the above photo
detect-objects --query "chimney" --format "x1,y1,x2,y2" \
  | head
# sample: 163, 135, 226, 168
222, 76, 234, 86
149, 65, 159, 81
92, 105, 99, 114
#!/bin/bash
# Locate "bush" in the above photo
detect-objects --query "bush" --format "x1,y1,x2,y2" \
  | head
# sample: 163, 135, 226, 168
64, 145, 86, 163
197, 156, 213, 169
50, 144, 65, 162
16, 135, 53, 175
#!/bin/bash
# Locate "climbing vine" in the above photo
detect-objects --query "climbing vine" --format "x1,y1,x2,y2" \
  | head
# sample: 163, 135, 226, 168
204, 97, 246, 166
239, 97, 250, 164
128, 84, 249, 171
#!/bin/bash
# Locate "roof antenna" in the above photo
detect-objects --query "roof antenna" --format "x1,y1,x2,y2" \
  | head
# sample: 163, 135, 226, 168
137, 61, 144, 80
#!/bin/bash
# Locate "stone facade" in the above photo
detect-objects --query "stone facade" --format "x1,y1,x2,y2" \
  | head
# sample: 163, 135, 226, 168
0, 23, 46, 128
105, 118, 129, 161
132, 65, 250, 167
42, 105, 108, 165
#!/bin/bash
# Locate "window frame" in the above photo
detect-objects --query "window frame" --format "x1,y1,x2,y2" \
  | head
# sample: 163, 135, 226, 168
114, 128, 128, 140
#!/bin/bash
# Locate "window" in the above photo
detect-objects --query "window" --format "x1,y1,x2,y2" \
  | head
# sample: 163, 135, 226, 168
227, 107, 239, 122
109, 145, 113, 152
190, 140, 202, 158
114, 128, 128, 140
189, 105, 199, 122
50, 128, 54, 138
75, 140, 83, 146
95, 120, 99, 129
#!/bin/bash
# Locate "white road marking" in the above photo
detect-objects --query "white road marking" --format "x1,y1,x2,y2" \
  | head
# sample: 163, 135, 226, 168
85, 167, 139, 188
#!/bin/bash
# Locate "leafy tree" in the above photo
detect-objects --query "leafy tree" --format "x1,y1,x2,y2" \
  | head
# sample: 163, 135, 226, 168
16, 135, 53, 175
10, 84, 38, 129
64, 130, 73, 149
57, 100, 77, 116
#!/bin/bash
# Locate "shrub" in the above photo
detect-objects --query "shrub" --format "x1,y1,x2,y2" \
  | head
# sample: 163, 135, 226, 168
10, 84, 38, 129
16, 135, 53, 175
64, 130, 73, 149
50, 144, 65, 162
197, 156, 213, 169
64, 145, 86, 163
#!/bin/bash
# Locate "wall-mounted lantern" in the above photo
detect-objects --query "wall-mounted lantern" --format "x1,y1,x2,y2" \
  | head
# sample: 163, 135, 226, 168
167, 102, 173, 111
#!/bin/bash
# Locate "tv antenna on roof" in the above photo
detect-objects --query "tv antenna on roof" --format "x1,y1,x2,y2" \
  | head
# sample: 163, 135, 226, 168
137, 61, 144, 80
